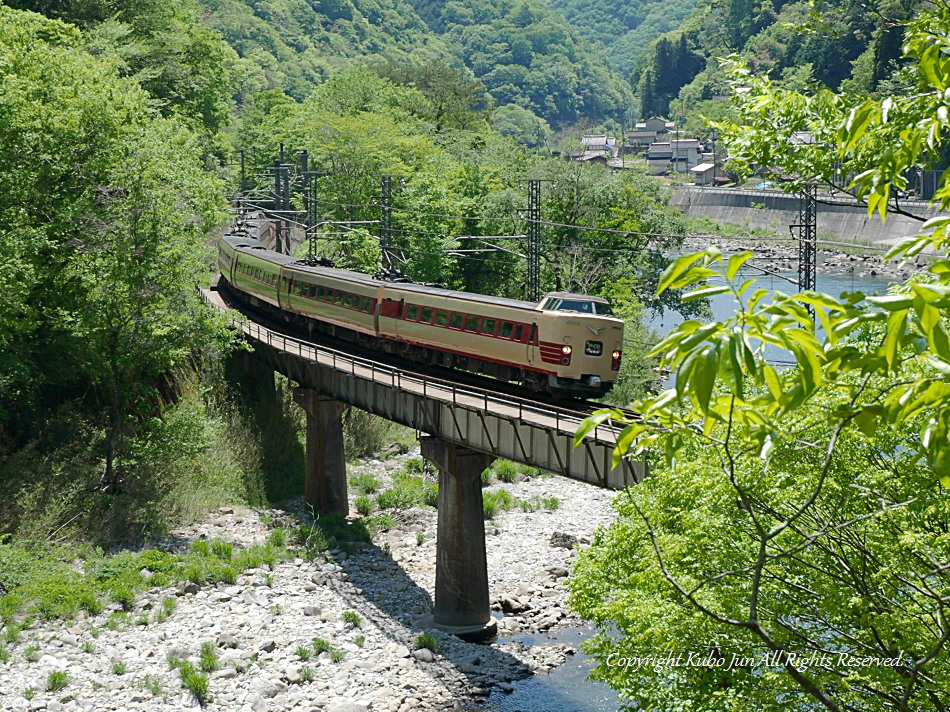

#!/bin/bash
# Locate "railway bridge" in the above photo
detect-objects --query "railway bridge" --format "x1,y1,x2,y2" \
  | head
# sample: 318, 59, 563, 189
203, 287, 645, 640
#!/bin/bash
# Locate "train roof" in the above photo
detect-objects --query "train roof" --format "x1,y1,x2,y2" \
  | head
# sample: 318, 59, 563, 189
221, 234, 611, 312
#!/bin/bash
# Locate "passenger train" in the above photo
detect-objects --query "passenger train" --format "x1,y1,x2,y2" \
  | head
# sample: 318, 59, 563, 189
217, 234, 623, 398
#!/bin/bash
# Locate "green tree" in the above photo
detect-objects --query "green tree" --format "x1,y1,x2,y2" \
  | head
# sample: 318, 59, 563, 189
0, 6, 228, 474
571, 5, 950, 709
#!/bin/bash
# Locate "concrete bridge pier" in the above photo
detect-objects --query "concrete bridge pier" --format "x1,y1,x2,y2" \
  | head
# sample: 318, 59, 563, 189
227, 351, 276, 405
293, 389, 348, 516
421, 437, 497, 642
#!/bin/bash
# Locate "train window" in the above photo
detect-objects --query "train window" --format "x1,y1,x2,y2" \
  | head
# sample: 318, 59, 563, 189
407, 305, 419, 320
316, 287, 325, 300
344, 294, 354, 308
482, 318, 496, 335
334, 291, 343, 305
464, 315, 478, 332
435, 310, 448, 326
361, 297, 372, 312
514, 324, 524, 341
450, 313, 463, 329
421, 308, 434, 323
500, 322, 513, 338
309, 286, 317, 298
594, 302, 615, 315
553, 299, 593, 313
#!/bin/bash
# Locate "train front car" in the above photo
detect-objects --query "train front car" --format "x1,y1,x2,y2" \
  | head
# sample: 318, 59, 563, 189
535, 292, 623, 398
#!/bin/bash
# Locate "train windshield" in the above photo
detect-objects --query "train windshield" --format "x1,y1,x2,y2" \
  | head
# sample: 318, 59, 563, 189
545, 298, 614, 315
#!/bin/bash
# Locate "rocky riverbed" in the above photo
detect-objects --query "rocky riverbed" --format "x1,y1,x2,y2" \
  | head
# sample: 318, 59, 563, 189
0, 449, 617, 712
683, 236, 931, 282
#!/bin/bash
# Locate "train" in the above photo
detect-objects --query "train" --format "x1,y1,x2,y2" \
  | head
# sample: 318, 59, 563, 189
216, 233, 624, 398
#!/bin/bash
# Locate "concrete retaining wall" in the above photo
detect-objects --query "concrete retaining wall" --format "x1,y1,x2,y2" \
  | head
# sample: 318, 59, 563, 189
670, 187, 943, 245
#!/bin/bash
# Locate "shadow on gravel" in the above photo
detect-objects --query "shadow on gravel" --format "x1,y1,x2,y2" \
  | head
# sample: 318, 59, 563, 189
316, 533, 589, 712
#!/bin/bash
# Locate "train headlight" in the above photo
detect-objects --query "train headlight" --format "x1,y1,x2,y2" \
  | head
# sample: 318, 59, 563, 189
561, 345, 573, 355
611, 349, 622, 371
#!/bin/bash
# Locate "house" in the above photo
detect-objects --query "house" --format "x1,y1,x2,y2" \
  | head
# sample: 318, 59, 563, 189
626, 118, 676, 153
646, 138, 703, 172
580, 134, 617, 154
690, 163, 717, 186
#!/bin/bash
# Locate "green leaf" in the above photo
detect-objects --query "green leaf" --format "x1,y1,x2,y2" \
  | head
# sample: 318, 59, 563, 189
657, 252, 708, 295
725, 251, 755, 280
842, 102, 876, 152
692, 345, 719, 415
882, 309, 908, 371
573, 410, 618, 447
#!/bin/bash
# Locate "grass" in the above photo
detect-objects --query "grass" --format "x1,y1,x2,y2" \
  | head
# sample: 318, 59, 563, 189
4, 623, 21, 644
0, 643, 9, 663
112, 660, 127, 675
354, 635, 365, 647
342, 611, 361, 628
0, 536, 292, 628
481, 460, 544, 486
24, 644, 39, 662
295, 512, 373, 556
46, 670, 68, 691
482, 489, 514, 519
178, 660, 210, 705
354, 495, 373, 516
199, 641, 219, 673
350, 472, 380, 494
295, 645, 312, 661
139, 674, 165, 697
415, 632, 439, 653
312, 637, 344, 662
82, 640, 95, 654
299, 665, 314, 682
374, 469, 438, 511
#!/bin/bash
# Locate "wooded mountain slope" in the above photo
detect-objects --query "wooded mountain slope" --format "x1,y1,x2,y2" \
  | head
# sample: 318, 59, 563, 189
549, 0, 699, 76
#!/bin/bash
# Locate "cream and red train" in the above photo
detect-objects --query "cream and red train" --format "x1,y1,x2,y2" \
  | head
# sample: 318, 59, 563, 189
218, 235, 623, 398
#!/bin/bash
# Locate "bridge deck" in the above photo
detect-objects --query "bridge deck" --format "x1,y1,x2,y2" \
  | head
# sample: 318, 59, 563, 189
203, 289, 644, 489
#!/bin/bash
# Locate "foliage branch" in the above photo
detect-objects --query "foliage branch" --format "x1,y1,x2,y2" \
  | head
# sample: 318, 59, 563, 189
571, 4, 950, 710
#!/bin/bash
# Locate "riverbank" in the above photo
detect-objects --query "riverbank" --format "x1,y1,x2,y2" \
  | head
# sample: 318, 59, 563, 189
0, 449, 617, 712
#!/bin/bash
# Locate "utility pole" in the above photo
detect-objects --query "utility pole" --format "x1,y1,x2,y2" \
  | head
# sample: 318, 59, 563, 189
379, 175, 396, 270
794, 184, 818, 317
525, 179, 542, 302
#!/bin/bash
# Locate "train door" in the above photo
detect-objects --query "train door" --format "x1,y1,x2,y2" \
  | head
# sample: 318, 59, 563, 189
526, 323, 539, 365
278, 271, 291, 311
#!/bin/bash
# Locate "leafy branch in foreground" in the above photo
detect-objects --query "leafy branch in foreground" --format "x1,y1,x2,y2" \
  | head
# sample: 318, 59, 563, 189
571, 248, 949, 710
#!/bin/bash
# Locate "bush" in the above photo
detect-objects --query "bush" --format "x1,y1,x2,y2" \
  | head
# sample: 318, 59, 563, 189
375, 471, 438, 511
211, 540, 233, 561
343, 409, 408, 459
493, 460, 520, 483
